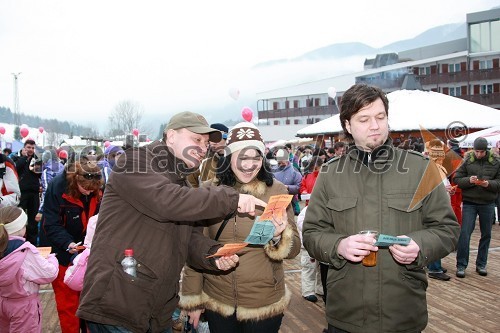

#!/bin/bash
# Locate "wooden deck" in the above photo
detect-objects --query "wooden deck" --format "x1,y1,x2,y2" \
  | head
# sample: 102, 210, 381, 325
41, 222, 500, 332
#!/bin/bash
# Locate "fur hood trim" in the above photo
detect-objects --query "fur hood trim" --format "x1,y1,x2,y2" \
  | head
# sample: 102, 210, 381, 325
264, 225, 295, 260
204, 286, 291, 321
239, 179, 267, 197
211, 178, 267, 197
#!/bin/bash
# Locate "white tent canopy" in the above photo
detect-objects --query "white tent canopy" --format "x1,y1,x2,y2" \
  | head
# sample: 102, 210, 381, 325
296, 90, 500, 137
456, 125, 500, 148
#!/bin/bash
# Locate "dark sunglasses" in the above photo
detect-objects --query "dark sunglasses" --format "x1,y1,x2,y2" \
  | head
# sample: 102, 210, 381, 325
80, 172, 102, 180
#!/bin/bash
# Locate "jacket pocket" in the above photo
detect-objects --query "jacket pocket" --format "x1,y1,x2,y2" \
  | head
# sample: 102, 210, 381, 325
327, 265, 364, 326
97, 239, 160, 324
272, 261, 284, 288
383, 268, 428, 330
98, 260, 158, 324
326, 197, 358, 235
387, 198, 423, 235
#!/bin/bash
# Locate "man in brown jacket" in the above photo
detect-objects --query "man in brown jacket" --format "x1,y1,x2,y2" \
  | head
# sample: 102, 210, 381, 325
77, 111, 266, 333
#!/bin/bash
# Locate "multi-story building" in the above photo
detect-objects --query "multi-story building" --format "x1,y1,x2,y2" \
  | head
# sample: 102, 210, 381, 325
256, 8, 500, 143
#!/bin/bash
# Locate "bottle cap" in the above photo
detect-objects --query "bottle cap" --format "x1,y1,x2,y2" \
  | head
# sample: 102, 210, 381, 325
124, 249, 134, 256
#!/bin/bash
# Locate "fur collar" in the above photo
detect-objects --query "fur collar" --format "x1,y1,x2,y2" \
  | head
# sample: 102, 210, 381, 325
239, 179, 266, 197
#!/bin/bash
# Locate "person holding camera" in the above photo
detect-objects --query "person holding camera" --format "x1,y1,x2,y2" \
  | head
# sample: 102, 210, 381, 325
15, 139, 41, 245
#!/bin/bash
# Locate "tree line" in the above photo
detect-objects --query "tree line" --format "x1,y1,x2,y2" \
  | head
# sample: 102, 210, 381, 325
0, 106, 97, 138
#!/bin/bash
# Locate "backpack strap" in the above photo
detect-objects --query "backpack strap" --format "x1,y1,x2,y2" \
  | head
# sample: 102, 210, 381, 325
214, 211, 236, 241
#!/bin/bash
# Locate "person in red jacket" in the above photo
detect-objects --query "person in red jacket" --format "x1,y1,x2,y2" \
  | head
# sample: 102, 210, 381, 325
42, 157, 103, 333
300, 156, 324, 206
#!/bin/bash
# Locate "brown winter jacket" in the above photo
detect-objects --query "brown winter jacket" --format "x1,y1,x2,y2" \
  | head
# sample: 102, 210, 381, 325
179, 179, 301, 321
77, 140, 240, 333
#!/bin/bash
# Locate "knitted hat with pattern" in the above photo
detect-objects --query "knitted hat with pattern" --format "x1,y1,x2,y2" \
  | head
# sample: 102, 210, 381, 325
225, 122, 265, 156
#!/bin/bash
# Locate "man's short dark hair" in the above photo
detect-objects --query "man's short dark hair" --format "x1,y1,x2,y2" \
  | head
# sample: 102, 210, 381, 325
333, 141, 346, 150
339, 84, 389, 141
24, 139, 36, 147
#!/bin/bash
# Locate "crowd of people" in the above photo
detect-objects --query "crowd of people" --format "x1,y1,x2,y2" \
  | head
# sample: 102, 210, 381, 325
0, 83, 498, 333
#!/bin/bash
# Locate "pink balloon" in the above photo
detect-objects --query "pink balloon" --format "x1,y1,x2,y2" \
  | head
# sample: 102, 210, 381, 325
104, 140, 111, 148
38, 126, 44, 133
146, 138, 151, 142
132, 128, 139, 136
241, 107, 253, 122
0, 126, 5, 135
20, 127, 29, 138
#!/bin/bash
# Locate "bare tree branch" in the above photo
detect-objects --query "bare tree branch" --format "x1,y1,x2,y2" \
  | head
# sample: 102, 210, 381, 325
108, 100, 144, 136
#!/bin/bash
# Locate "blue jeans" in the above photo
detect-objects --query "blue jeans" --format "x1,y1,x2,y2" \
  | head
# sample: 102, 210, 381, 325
87, 322, 172, 333
427, 259, 444, 273
456, 203, 495, 269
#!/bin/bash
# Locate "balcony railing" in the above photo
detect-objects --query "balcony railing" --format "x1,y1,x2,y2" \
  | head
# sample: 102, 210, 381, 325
258, 105, 339, 120
457, 92, 500, 106
416, 68, 500, 85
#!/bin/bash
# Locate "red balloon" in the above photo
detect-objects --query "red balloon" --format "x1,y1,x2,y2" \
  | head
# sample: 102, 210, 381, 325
104, 140, 111, 148
58, 150, 68, 159
20, 127, 29, 138
39, 126, 44, 133
132, 128, 139, 136
241, 107, 253, 122
0, 126, 5, 135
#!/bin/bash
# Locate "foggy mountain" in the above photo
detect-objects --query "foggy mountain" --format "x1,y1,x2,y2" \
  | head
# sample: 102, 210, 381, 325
254, 23, 465, 67
143, 22, 468, 136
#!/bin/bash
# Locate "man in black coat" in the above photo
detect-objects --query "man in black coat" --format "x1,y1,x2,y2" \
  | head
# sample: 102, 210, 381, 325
15, 139, 41, 245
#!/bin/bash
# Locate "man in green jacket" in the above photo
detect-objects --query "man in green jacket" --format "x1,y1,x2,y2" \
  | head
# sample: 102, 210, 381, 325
302, 84, 459, 333
454, 136, 500, 278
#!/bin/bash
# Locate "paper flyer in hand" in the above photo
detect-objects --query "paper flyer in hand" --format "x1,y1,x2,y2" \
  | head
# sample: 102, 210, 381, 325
243, 195, 293, 245
260, 194, 293, 220
206, 243, 249, 258
37, 247, 52, 258
374, 234, 411, 247
244, 216, 276, 245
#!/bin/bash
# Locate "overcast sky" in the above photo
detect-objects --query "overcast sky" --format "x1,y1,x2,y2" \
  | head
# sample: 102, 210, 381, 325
0, 0, 497, 136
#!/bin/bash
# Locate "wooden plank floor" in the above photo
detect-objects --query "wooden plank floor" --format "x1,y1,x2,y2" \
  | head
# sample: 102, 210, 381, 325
41, 222, 500, 333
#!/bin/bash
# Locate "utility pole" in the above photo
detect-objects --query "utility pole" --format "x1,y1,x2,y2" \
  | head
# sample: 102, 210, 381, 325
11, 72, 21, 125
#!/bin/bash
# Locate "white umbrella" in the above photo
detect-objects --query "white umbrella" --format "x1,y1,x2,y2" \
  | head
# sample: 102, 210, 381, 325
456, 125, 500, 148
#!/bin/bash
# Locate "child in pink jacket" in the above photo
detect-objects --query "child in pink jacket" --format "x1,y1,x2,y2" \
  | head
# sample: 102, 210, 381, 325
64, 214, 98, 291
0, 206, 59, 333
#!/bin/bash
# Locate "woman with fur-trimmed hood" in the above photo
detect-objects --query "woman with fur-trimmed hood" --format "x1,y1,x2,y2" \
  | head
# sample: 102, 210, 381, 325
179, 122, 300, 333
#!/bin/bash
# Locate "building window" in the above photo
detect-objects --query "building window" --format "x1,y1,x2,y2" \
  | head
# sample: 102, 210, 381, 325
273, 120, 280, 125
470, 20, 500, 53
479, 59, 493, 70
294, 119, 300, 125
286, 119, 290, 125
285, 100, 290, 109
314, 98, 320, 107
419, 67, 430, 75
306, 118, 314, 124
273, 101, 279, 110
448, 64, 461, 72
293, 100, 299, 108
449, 87, 461, 97
480, 84, 493, 94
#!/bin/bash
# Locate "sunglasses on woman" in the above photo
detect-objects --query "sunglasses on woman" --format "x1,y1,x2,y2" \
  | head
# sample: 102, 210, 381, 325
80, 173, 102, 180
